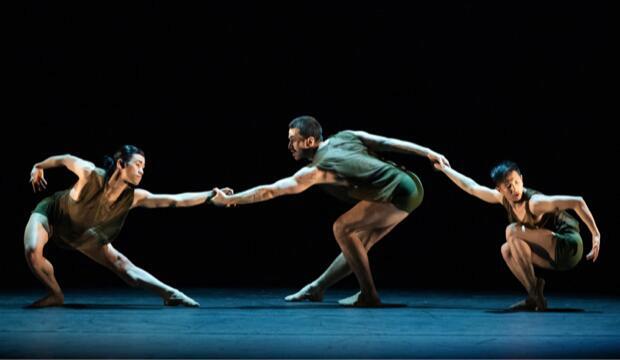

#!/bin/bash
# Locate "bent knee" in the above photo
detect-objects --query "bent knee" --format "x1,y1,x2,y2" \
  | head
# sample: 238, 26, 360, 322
505, 223, 521, 240
333, 220, 353, 237
500, 242, 511, 259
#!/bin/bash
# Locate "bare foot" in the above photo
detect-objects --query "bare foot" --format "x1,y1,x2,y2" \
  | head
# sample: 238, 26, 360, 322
338, 291, 381, 307
29, 292, 64, 308
164, 290, 200, 307
533, 278, 547, 312
511, 278, 547, 311
509, 297, 537, 311
284, 283, 324, 302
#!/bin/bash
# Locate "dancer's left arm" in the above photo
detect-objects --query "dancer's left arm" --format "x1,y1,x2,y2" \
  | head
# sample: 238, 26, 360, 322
351, 130, 450, 168
530, 195, 601, 262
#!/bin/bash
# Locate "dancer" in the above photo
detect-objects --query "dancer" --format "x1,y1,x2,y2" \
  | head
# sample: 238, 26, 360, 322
26, 145, 231, 307
211, 115, 448, 306
434, 160, 600, 310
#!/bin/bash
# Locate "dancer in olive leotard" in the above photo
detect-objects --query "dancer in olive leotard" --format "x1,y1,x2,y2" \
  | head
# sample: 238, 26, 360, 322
210, 116, 448, 307
26, 145, 231, 308
435, 160, 601, 311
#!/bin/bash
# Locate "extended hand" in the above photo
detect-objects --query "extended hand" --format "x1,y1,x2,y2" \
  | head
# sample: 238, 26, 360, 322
210, 188, 232, 207
586, 234, 600, 262
428, 152, 450, 171
220, 187, 234, 195
30, 166, 47, 193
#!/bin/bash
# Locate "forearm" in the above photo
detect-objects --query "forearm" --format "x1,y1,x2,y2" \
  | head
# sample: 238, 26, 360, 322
574, 199, 600, 237
227, 186, 277, 205
442, 167, 478, 194
175, 191, 214, 207
34, 155, 71, 169
382, 138, 433, 157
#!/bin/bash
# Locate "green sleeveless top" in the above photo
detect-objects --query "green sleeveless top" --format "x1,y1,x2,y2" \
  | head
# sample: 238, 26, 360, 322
309, 130, 418, 204
35, 168, 134, 248
502, 188, 580, 233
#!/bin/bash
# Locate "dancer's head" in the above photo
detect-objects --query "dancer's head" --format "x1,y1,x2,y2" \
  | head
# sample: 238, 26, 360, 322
288, 115, 323, 161
490, 161, 523, 202
103, 145, 146, 186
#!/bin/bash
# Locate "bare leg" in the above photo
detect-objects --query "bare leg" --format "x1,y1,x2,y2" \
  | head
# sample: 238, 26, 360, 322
24, 214, 64, 308
285, 226, 394, 302
78, 243, 199, 307
330, 201, 409, 306
503, 224, 556, 311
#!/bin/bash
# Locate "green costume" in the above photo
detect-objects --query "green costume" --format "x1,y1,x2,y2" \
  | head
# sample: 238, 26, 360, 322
502, 188, 583, 270
32, 168, 134, 249
309, 130, 424, 213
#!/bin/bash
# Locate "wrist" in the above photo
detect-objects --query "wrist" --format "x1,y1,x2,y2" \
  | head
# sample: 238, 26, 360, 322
205, 191, 216, 205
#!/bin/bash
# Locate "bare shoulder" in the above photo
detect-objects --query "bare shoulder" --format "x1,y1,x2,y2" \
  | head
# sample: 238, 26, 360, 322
294, 166, 322, 179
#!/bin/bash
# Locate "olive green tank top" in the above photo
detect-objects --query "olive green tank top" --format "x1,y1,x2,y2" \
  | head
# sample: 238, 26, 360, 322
44, 168, 134, 247
309, 130, 417, 204
502, 188, 579, 233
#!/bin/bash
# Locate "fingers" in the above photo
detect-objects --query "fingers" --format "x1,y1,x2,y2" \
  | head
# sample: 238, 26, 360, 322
586, 247, 600, 262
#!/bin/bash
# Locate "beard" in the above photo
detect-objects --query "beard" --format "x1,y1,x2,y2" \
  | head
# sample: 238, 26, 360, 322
296, 147, 318, 161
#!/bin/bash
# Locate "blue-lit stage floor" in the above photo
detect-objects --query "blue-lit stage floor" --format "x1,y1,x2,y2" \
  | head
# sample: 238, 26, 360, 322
1, 288, 619, 358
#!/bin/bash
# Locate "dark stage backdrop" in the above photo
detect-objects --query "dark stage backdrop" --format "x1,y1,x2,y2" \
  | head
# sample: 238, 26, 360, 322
5, 2, 617, 293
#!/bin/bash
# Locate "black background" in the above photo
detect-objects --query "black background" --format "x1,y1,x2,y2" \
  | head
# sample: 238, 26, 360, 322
6, 2, 617, 294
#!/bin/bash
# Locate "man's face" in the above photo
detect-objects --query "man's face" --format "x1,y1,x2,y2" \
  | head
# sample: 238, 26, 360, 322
496, 170, 524, 203
288, 128, 317, 161
120, 153, 145, 186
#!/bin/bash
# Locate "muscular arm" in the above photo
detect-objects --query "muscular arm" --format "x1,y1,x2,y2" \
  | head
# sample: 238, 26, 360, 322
438, 165, 503, 204
211, 166, 325, 206
530, 194, 601, 261
30, 154, 95, 192
132, 189, 214, 208
351, 130, 449, 165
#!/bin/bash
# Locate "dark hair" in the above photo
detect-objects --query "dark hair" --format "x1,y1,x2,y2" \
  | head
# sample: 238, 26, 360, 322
103, 145, 145, 180
490, 161, 521, 185
289, 115, 323, 141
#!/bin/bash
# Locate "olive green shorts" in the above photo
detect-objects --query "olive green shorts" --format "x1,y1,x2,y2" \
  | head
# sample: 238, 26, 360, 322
553, 230, 583, 271
391, 172, 424, 213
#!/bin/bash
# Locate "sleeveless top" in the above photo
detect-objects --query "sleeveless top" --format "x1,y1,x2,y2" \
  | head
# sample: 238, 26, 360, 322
41, 168, 134, 247
309, 130, 418, 204
502, 188, 579, 233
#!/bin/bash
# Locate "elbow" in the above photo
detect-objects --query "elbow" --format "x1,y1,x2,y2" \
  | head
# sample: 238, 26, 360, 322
262, 187, 277, 200
575, 196, 586, 209
60, 154, 77, 165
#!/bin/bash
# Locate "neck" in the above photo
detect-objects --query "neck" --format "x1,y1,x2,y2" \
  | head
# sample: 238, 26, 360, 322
106, 171, 130, 198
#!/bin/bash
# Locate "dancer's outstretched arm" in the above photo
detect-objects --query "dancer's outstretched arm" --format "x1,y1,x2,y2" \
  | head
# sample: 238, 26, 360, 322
132, 188, 233, 208
434, 162, 503, 204
210, 166, 330, 206
351, 131, 450, 167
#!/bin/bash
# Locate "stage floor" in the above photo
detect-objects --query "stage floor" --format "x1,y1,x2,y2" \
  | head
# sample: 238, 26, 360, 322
1, 288, 619, 358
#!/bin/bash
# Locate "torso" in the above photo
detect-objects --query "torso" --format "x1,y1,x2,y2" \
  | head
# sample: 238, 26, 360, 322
502, 188, 579, 232
310, 130, 418, 204
45, 168, 135, 247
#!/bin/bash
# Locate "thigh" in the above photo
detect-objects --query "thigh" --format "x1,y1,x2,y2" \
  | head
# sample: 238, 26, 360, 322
507, 224, 557, 259
337, 201, 409, 233
24, 213, 51, 252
